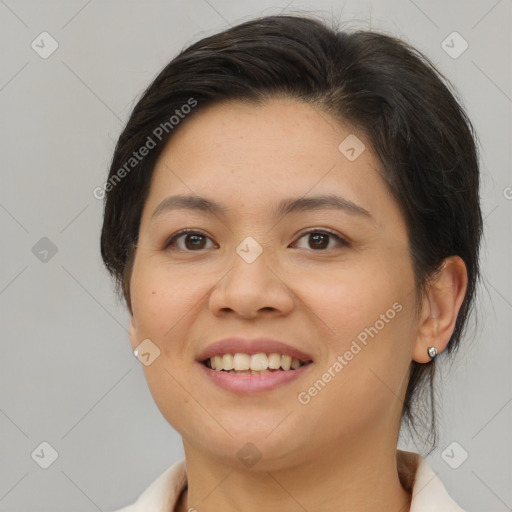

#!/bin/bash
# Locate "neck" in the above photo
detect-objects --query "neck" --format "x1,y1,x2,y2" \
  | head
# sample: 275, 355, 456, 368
176, 441, 412, 512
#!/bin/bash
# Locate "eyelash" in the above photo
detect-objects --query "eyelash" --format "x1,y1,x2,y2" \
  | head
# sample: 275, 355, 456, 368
164, 228, 350, 252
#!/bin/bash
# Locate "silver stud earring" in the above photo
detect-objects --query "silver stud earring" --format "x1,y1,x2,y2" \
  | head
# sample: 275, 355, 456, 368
427, 346, 438, 359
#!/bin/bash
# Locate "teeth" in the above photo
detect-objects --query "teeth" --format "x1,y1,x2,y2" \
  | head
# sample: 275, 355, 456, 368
226, 369, 272, 375
222, 353, 233, 371
208, 353, 306, 372
281, 355, 292, 371
233, 353, 251, 370
291, 358, 302, 370
250, 353, 267, 371
268, 353, 281, 369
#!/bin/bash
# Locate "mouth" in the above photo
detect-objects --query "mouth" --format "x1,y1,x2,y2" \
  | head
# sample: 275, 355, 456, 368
201, 352, 313, 374
196, 338, 314, 393
198, 351, 313, 394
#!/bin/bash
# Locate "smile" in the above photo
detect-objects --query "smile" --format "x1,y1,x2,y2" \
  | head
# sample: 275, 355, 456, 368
199, 353, 313, 394
203, 352, 309, 374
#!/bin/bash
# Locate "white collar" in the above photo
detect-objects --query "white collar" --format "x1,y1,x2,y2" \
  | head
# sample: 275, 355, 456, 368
119, 450, 465, 512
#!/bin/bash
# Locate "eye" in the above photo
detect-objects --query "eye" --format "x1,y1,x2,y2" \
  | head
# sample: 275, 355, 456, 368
164, 229, 217, 251
164, 228, 350, 252
291, 229, 350, 251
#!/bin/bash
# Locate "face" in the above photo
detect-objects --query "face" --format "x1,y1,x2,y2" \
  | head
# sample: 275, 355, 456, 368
128, 97, 420, 470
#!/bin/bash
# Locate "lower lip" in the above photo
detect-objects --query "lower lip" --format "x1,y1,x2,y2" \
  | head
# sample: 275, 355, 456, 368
198, 362, 313, 394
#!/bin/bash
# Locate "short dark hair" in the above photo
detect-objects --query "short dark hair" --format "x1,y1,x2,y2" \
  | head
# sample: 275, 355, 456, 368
100, 14, 482, 452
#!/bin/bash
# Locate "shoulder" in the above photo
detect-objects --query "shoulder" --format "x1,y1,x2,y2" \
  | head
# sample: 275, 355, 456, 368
398, 449, 467, 512
108, 459, 187, 512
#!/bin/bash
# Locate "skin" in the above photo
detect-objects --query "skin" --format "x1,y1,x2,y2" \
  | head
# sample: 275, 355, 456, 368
128, 97, 467, 512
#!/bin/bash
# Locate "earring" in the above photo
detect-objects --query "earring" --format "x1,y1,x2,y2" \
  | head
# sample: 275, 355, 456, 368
427, 346, 438, 359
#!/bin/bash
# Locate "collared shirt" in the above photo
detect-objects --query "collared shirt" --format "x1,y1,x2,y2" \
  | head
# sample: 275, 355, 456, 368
110, 450, 466, 512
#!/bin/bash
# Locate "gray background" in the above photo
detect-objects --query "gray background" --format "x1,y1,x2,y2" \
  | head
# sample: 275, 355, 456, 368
1, 0, 511, 510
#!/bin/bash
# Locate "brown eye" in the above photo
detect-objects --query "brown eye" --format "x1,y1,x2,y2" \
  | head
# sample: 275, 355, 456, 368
292, 229, 349, 251
165, 230, 216, 251
308, 233, 329, 249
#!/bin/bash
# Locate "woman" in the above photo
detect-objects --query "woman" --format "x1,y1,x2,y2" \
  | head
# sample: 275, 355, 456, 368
101, 14, 482, 512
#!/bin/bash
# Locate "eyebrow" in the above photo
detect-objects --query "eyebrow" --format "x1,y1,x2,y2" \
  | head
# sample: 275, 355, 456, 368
151, 193, 374, 222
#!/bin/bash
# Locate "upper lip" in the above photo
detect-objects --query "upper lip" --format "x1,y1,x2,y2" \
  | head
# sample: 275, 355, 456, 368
196, 338, 314, 363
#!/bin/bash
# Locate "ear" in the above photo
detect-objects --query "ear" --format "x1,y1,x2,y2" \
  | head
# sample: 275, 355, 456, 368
413, 255, 468, 363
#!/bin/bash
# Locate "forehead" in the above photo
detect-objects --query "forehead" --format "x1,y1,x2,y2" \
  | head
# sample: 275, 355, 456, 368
141, 98, 401, 230
163, 97, 351, 166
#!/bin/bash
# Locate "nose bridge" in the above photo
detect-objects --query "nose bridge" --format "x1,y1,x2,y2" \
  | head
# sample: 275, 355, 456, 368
229, 234, 275, 291
208, 234, 293, 318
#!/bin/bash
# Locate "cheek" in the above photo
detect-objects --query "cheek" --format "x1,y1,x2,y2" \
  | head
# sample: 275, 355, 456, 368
298, 255, 411, 338
298, 254, 415, 395
130, 257, 207, 336
129, 261, 205, 428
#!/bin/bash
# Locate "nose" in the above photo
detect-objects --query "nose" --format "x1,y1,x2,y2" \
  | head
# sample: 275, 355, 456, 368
208, 246, 295, 319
